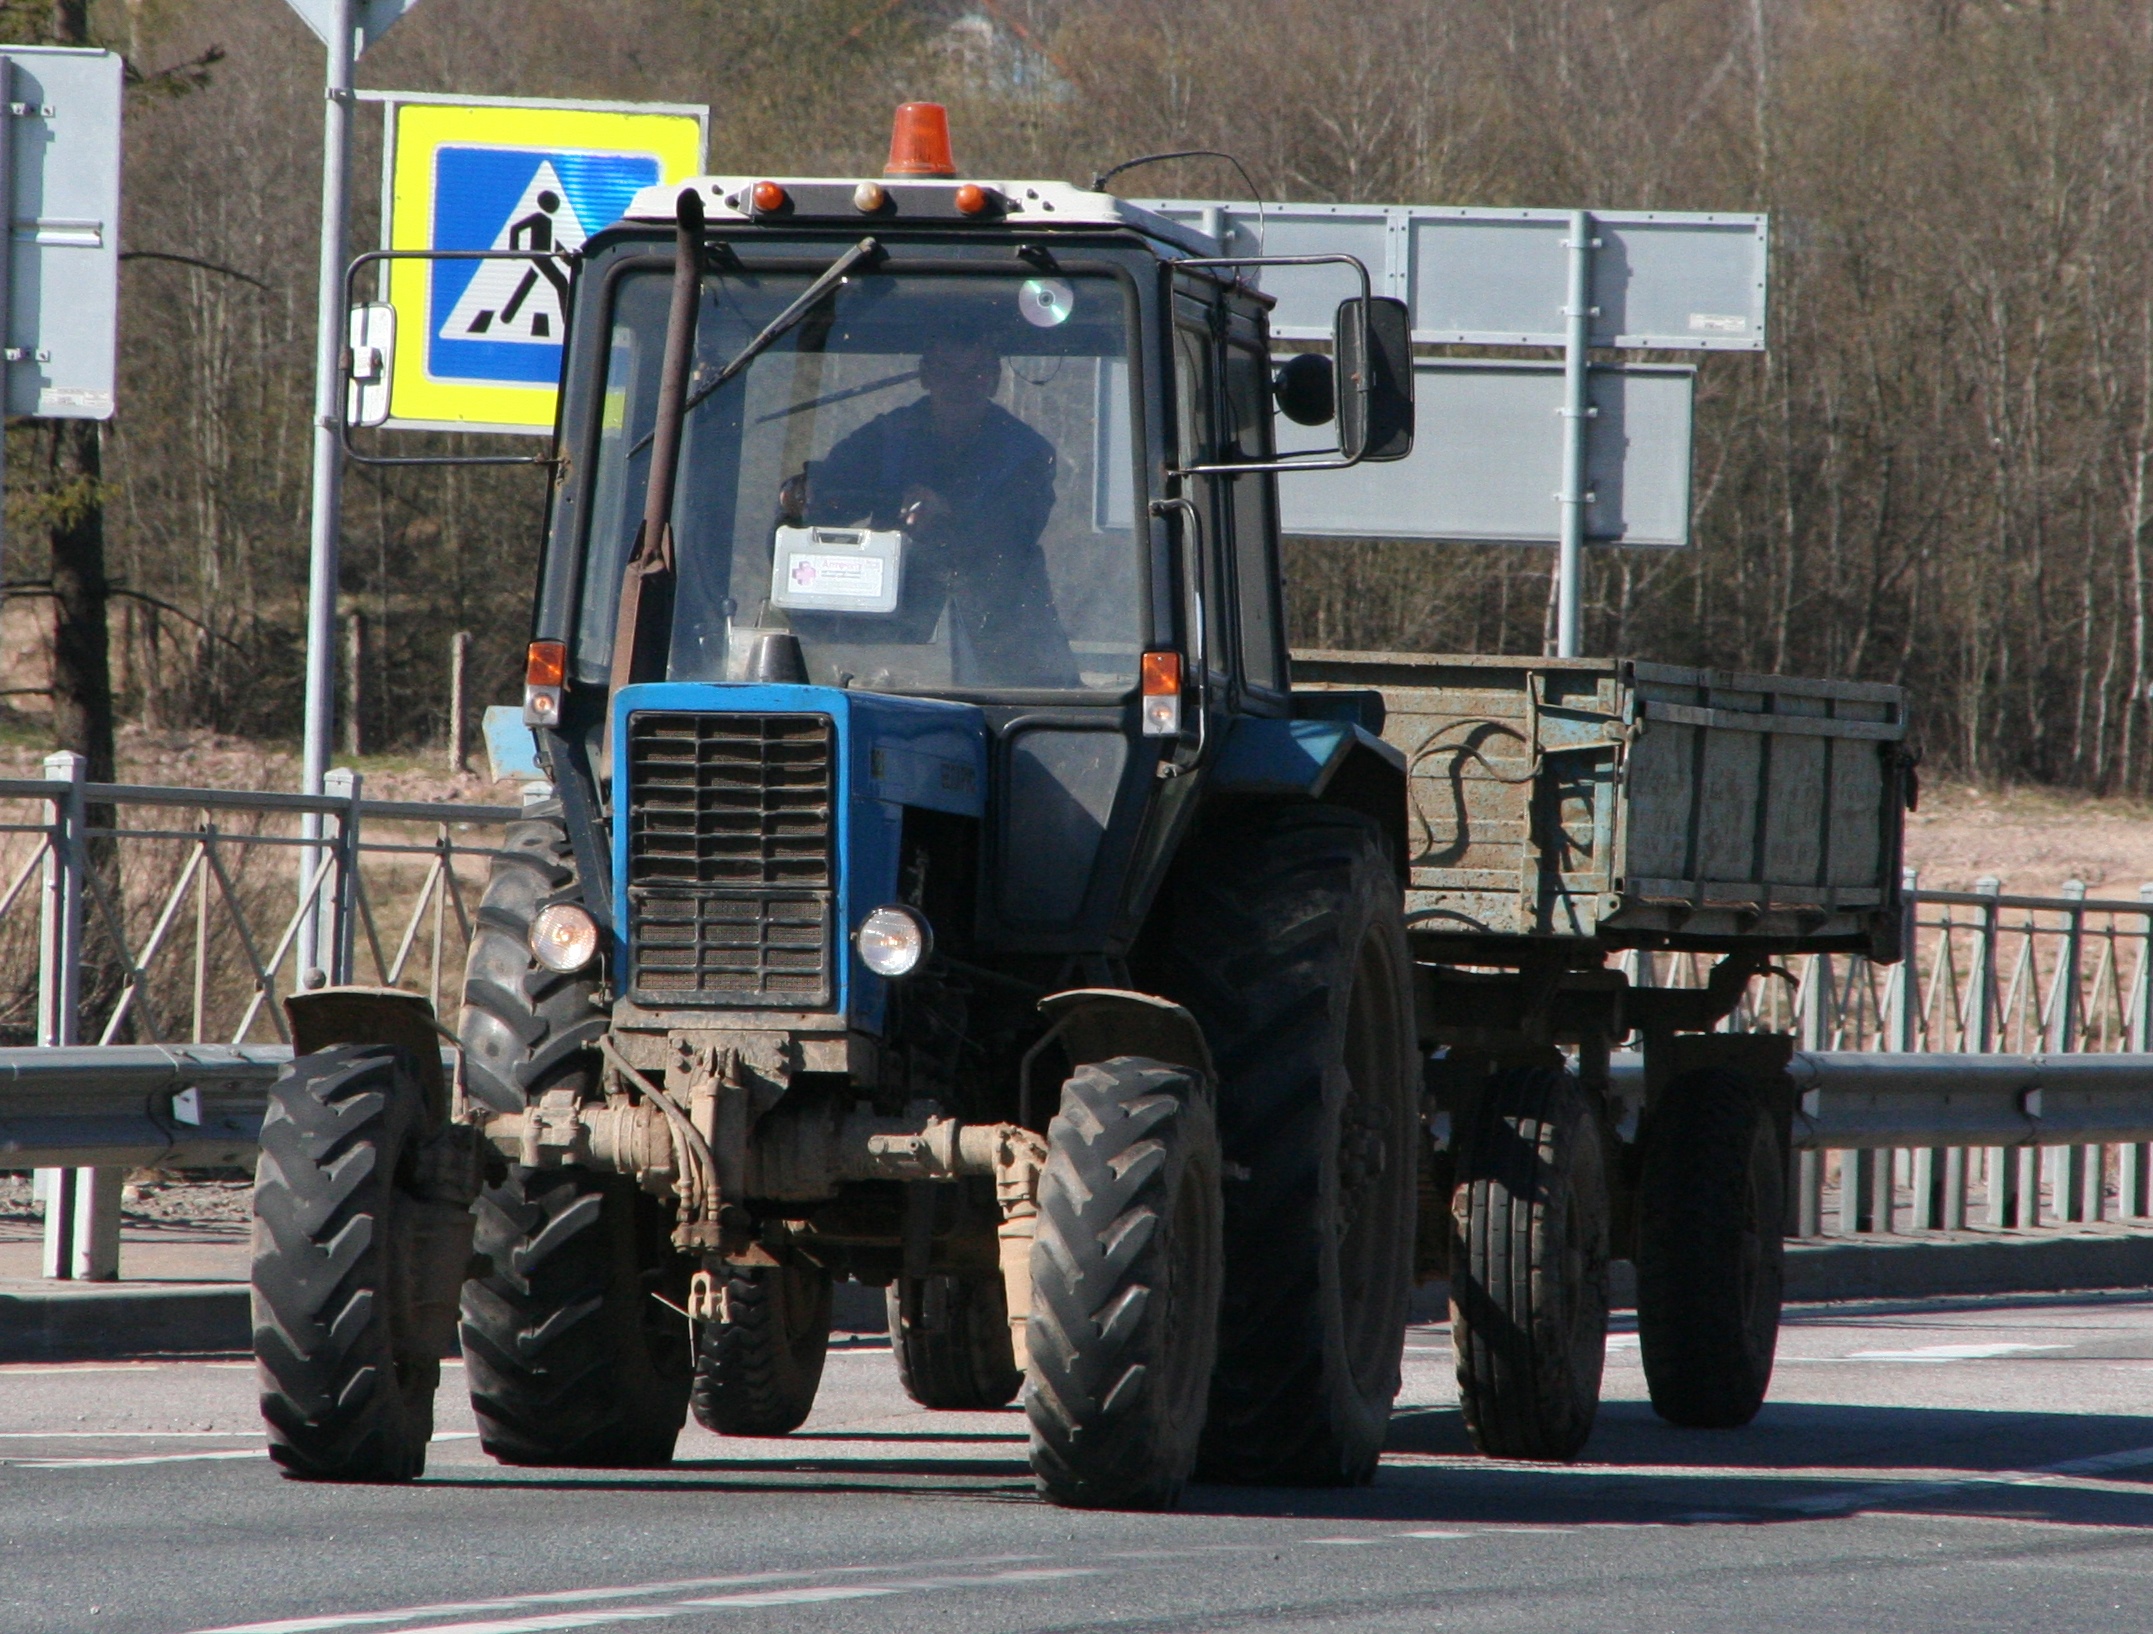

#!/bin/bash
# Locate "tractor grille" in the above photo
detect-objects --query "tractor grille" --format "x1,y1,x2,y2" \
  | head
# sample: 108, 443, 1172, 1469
623, 712, 836, 1007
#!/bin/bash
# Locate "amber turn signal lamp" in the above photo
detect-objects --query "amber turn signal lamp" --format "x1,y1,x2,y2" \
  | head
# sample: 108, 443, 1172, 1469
885, 102, 956, 178
1140, 651, 1183, 737
523, 640, 567, 729
750, 179, 789, 214
526, 641, 567, 687
954, 182, 991, 216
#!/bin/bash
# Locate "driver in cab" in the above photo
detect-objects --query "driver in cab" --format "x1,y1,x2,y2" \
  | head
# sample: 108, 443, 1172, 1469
787, 328, 1079, 688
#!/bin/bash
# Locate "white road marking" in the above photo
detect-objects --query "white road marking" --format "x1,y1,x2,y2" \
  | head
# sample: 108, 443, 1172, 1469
184, 1556, 1059, 1634
1304, 1537, 1380, 1546
1771, 1441, 2153, 1517
9, 1432, 477, 1470
189, 1566, 1095, 1634
1841, 1342, 2068, 1362
1605, 1334, 1641, 1351
1397, 1530, 1472, 1539
0, 1430, 255, 1438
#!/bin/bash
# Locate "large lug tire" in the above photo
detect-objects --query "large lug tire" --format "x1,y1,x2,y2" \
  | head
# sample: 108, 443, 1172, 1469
1636, 1067, 1785, 1428
460, 1166, 694, 1466
458, 804, 605, 1116
1154, 805, 1419, 1488
690, 1264, 834, 1436
1449, 1064, 1610, 1462
252, 1045, 469, 1482
887, 1274, 1024, 1411
1026, 1057, 1223, 1511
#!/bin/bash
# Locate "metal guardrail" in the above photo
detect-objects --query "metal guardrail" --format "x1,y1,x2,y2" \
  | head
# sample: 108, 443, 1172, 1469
5, 771, 2152, 1275
0, 763, 521, 1277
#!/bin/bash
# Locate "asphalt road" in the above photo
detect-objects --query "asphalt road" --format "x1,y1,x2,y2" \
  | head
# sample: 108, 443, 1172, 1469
8, 1293, 2153, 1634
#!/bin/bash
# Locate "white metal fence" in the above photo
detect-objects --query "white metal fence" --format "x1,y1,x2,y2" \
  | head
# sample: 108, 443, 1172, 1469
1626, 870, 2153, 1238
0, 752, 521, 1052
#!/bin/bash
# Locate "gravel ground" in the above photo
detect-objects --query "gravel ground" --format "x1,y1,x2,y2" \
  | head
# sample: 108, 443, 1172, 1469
0, 1173, 250, 1233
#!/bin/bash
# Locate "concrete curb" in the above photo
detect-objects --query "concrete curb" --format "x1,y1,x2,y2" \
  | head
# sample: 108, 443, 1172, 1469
8, 1231, 2150, 1362
0, 1281, 249, 1362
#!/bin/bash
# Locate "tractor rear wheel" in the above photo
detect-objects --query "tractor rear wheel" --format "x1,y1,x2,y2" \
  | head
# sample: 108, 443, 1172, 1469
888, 1273, 1023, 1410
1152, 804, 1419, 1487
1026, 1057, 1222, 1510
252, 1045, 468, 1482
1449, 1064, 1609, 1461
461, 1166, 694, 1466
1636, 1067, 1785, 1427
691, 1264, 833, 1436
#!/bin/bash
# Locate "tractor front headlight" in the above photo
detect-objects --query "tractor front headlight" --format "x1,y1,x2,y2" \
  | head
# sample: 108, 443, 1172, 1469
856, 904, 932, 978
530, 902, 600, 973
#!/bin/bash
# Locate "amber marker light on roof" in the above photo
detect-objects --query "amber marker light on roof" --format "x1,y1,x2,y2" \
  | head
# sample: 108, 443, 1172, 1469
1140, 651, 1183, 737
884, 102, 956, 178
750, 179, 788, 213
954, 182, 991, 216
853, 180, 888, 213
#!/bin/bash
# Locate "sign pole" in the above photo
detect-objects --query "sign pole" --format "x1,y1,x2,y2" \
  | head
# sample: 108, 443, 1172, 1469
297, 0, 356, 984
1554, 209, 1595, 659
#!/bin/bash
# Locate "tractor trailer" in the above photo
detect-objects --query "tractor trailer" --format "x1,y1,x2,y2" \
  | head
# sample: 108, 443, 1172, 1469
251, 104, 1910, 1508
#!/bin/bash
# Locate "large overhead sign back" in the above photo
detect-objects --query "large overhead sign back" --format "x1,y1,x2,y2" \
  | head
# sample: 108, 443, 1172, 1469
1144, 199, 1768, 552
1139, 201, 1768, 350
378, 94, 705, 433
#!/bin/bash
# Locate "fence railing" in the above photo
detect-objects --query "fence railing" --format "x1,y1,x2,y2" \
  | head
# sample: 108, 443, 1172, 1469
0, 752, 522, 1053
1623, 870, 2153, 1239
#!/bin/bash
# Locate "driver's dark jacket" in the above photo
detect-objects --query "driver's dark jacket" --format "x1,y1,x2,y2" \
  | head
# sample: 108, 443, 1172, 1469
803, 397, 1077, 687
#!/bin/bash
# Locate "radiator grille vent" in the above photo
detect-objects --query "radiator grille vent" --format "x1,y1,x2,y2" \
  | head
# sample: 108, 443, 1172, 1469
624, 712, 835, 1007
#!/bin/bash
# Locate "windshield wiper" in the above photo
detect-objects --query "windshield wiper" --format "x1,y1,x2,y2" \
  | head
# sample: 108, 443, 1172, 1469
754, 366, 918, 425
627, 236, 881, 460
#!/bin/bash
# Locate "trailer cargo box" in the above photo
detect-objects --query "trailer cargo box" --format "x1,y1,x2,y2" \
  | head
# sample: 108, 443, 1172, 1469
1292, 649, 1913, 963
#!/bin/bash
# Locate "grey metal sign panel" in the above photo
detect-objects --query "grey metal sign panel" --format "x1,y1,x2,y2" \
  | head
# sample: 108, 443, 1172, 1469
1275, 358, 1696, 547
284, 0, 423, 54
1141, 200, 1767, 351
2, 48, 121, 419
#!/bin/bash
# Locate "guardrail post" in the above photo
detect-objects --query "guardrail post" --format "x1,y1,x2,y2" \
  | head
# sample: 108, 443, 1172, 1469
2051, 879, 2096, 1224
34, 752, 118, 1280
1898, 869, 1946, 1230
322, 768, 362, 986
1798, 954, 1832, 1235
1971, 876, 2021, 1227
2133, 881, 2153, 1217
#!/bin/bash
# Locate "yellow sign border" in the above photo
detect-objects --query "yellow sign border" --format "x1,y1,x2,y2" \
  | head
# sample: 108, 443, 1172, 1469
386, 102, 704, 432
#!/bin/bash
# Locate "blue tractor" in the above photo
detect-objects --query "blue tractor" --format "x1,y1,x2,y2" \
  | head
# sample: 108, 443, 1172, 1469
250, 105, 1910, 1508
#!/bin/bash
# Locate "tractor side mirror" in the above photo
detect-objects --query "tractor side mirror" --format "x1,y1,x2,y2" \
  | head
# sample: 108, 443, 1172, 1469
345, 303, 395, 429
1334, 295, 1414, 464
1272, 352, 1336, 427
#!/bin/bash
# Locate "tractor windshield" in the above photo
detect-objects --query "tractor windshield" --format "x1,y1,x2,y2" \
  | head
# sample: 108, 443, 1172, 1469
575, 264, 1143, 698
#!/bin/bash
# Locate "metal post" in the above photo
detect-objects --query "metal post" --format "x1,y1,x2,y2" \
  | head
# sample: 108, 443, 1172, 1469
36, 752, 116, 1280
1554, 209, 1595, 659
1972, 875, 2016, 1227
2052, 880, 2091, 1222
297, 0, 358, 987
1798, 953, 1830, 1235
2132, 884, 2153, 1216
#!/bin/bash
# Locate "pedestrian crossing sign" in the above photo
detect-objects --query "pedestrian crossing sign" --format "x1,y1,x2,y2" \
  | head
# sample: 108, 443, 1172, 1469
380, 94, 706, 433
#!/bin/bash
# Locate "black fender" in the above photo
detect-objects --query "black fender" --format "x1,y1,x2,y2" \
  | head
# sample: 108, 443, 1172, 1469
1205, 715, 1408, 879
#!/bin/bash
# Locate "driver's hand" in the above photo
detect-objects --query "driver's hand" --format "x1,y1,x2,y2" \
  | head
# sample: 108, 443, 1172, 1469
899, 485, 949, 530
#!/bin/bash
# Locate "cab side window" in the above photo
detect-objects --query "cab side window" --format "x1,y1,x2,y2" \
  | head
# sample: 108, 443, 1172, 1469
1222, 344, 1284, 693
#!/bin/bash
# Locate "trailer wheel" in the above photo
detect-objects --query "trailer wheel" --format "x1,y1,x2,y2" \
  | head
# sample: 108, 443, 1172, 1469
1450, 1064, 1609, 1461
1027, 1057, 1222, 1510
253, 1045, 460, 1482
461, 1167, 693, 1466
888, 1274, 1023, 1410
691, 1264, 833, 1436
1152, 805, 1418, 1487
1636, 1067, 1784, 1427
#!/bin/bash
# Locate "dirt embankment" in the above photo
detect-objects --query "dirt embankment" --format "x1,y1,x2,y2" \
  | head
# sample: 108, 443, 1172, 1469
1905, 785, 2153, 902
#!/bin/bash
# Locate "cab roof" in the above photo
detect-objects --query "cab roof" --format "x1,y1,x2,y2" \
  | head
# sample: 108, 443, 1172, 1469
621, 176, 1219, 259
